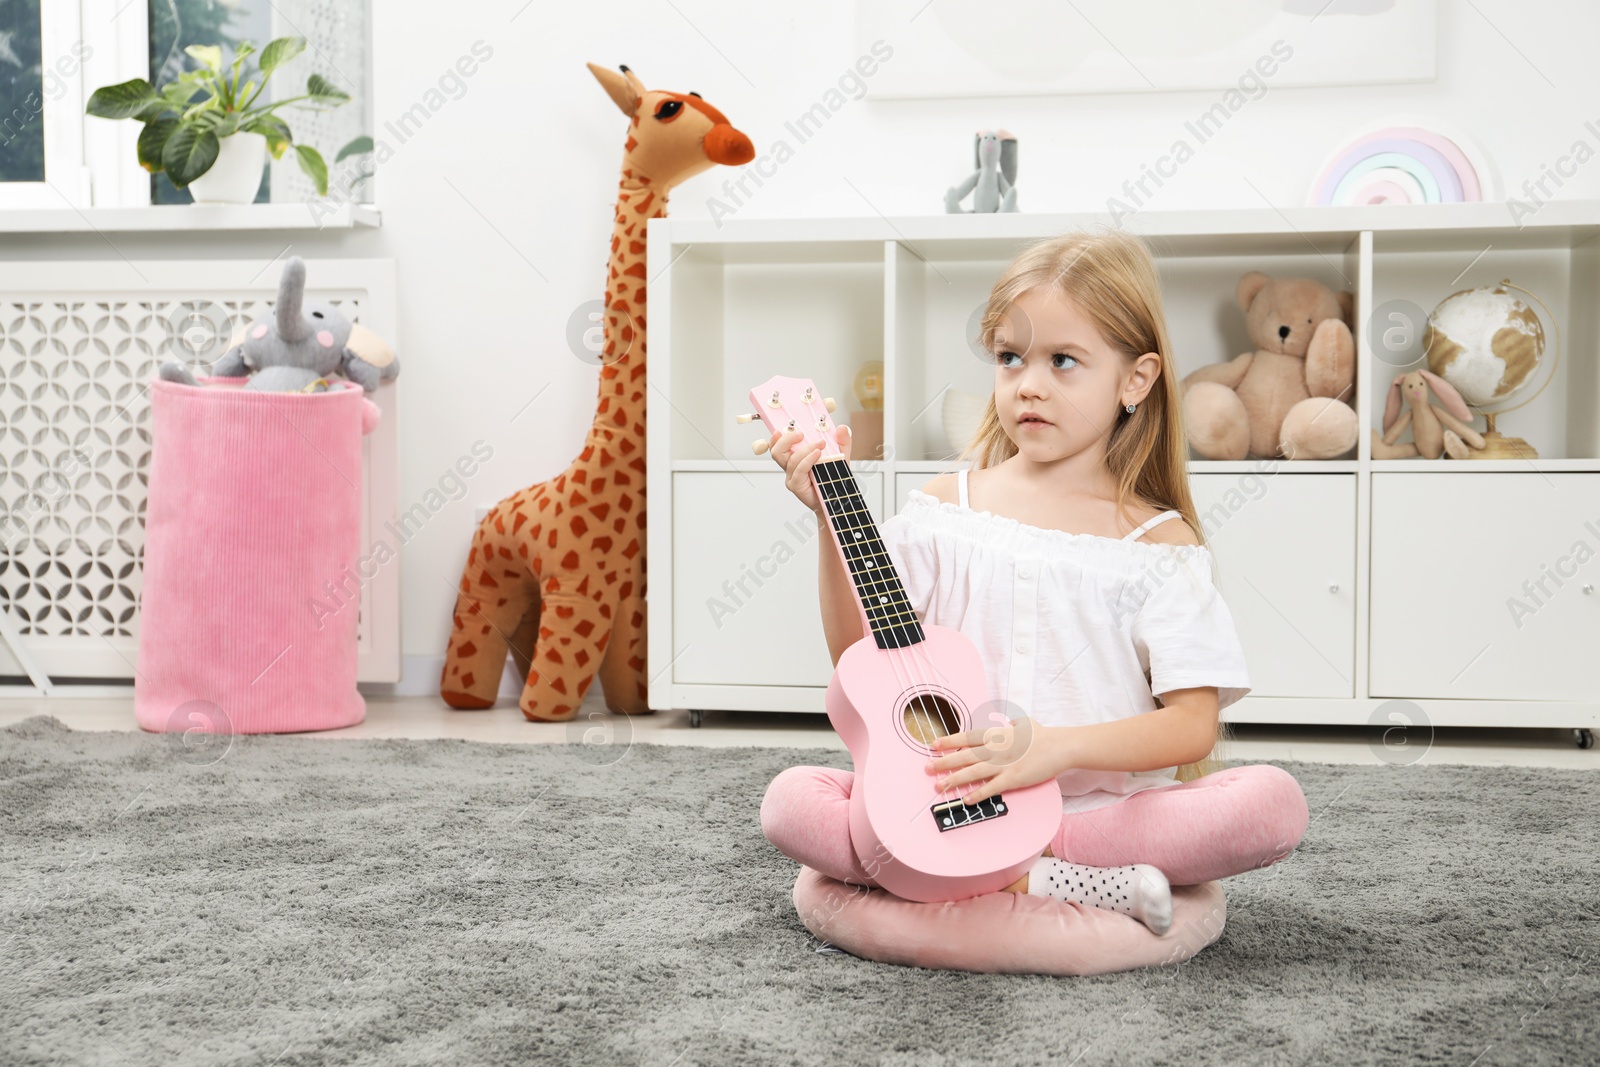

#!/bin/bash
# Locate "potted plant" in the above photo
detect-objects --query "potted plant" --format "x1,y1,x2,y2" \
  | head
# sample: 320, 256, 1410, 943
86, 37, 364, 205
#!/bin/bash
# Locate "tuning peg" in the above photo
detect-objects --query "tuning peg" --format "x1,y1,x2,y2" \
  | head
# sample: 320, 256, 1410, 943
751, 438, 771, 455
735, 412, 759, 424
823, 397, 837, 412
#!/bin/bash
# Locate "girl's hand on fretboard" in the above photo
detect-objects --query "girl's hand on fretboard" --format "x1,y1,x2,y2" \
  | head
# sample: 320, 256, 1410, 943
769, 425, 852, 515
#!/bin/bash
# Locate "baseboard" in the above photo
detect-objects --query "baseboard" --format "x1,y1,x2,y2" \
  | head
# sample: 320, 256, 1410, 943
359, 654, 523, 699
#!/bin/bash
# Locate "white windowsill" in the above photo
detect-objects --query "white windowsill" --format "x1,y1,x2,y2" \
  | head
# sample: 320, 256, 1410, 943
0, 202, 382, 234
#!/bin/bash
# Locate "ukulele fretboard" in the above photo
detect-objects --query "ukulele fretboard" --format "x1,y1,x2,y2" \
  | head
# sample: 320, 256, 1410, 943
812, 458, 925, 649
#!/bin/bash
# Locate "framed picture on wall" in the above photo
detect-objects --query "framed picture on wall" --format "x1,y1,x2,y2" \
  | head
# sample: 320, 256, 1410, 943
856, 0, 1438, 99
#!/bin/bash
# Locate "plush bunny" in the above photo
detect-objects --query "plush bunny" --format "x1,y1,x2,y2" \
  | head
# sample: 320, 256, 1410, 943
1371, 369, 1486, 460
945, 129, 1018, 213
1182, 271, 1360, 461
160, 256, 398, 393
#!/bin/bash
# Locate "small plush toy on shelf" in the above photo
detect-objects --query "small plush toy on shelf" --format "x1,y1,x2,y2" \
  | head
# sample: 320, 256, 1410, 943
160, 256, 398, 393
845, 360, 885, 460
1372, 369, 1486, 460
945, 129, 1019, 213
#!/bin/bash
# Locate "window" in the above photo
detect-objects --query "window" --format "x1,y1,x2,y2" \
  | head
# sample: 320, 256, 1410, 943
0, 0, 89, 208
0, 0, 371, 210
0, 0, 47, 184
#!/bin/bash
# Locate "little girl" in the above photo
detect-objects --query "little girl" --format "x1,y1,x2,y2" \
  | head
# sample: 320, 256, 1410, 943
759, 229, 1310, 937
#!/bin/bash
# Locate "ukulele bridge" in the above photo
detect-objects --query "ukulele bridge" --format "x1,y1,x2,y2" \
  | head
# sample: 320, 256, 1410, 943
931, 793, 1008, 832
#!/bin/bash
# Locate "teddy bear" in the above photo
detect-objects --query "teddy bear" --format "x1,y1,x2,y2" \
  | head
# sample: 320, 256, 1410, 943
1182, 271, 1359, 461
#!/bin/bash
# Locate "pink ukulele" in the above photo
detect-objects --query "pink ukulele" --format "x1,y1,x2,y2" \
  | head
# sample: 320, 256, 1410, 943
744, 375, 1062, 902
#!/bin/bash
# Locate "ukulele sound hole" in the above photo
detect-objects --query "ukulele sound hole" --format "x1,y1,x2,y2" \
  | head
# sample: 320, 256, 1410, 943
902, 694, 961, 749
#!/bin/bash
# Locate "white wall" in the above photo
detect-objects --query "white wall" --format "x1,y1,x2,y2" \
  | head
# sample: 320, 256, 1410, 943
14, 1, 1600, 692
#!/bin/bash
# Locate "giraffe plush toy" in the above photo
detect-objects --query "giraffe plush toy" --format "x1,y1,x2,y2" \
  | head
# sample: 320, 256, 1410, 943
440, 63, 754, 721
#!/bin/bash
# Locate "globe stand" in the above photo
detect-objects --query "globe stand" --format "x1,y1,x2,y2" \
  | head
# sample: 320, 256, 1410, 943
1468, 411, 1540, 460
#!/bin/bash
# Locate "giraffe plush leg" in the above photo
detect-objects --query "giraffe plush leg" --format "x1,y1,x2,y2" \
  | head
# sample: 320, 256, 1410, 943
520, 575, 614, 722
598, 593, 651, 716
508, 604, 538, 681
441, 509, 539, 710
442, 581, 535, 709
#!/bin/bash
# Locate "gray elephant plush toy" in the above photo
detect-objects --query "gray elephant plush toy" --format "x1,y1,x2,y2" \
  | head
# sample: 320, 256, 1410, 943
160, 256, 398, 393
945, 129, 1019, 214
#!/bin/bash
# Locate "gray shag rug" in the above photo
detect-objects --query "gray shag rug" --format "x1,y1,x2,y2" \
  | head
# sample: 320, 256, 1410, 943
2, 714, 1596, 1067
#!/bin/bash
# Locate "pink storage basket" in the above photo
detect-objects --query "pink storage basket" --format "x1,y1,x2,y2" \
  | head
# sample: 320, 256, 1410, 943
135, 377, 382, 735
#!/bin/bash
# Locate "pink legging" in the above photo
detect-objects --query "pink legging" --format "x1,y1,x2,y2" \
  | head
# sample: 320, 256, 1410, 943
760, 763, 1309, 888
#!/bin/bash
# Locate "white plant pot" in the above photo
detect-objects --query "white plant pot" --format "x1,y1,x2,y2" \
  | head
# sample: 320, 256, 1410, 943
186, 131, 267, 205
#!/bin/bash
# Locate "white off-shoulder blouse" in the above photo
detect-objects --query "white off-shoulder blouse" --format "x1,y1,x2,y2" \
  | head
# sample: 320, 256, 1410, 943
877, 469, 1252, 814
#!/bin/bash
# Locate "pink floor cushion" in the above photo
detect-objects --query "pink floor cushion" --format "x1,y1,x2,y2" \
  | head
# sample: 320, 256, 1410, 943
134, 377, 381, 736
792, 866, 1227, 976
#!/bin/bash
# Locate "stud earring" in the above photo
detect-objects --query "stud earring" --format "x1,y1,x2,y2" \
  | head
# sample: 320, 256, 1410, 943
1124, 402, 1137, 413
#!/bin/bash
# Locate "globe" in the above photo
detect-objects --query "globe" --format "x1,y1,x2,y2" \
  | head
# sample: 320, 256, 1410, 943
1420, 281, 1550, 459
1422, 282, 1544, 407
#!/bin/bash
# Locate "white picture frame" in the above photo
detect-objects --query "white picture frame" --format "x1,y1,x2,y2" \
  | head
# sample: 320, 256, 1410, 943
856, 0, 1438, 99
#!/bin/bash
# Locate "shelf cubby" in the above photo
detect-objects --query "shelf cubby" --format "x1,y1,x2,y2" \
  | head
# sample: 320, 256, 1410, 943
1367, 228, 1600, 462
661, 248, 883, 462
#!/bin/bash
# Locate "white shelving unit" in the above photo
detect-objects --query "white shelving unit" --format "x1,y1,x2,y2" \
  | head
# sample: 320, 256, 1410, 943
646, 202, 1600, 737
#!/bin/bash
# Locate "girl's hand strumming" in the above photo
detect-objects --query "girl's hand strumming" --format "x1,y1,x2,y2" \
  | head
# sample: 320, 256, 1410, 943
768, 424, 852, 515
926, 717, 1062, 805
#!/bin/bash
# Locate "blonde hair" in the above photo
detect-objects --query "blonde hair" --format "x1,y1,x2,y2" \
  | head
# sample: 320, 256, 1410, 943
963, 227, 1230, 782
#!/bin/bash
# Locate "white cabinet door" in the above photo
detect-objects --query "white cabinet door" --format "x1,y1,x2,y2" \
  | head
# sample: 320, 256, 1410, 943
1370, 473, 1600, 700
1190, 474, 1357, 699
672, 470, 884, 687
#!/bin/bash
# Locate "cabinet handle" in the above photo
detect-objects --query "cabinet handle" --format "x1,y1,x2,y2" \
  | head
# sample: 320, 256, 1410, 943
1329, 583, 1339, 593
1585, 584, 1595, 595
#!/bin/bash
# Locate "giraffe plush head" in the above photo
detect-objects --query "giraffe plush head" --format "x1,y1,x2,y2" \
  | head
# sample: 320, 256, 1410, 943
586, 62, 754, 191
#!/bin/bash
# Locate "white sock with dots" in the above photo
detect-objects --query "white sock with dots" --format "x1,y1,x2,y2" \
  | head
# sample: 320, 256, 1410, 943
1026, 856, 1173, 935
